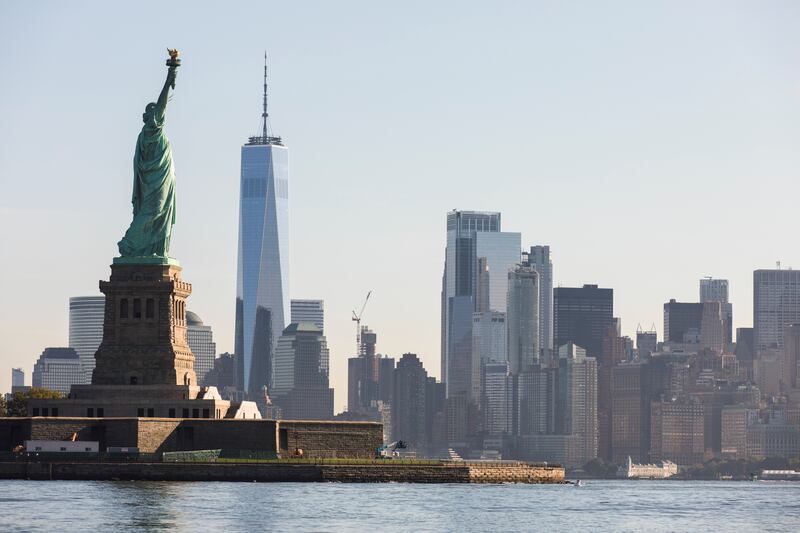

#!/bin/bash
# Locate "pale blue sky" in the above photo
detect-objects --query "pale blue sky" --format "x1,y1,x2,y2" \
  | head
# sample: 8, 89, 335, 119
1, 1, 799, 409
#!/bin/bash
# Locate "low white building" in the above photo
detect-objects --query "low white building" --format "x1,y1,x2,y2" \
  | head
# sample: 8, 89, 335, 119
25, 440, 99, 453
617, 456, 678, 479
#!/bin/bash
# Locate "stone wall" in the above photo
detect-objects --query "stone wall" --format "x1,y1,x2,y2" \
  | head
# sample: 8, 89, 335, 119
466, 463, 564, 483
28, 419, 98, 442
0, 418, 378, 458
150, 419, 278, 454
0, 461, 565, 484
278, 421, 382, 458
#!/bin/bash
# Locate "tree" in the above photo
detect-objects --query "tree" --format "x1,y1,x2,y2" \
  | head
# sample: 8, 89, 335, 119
0, 394, 6, 416
582, 458, 618, 478
5, 388, 63, 417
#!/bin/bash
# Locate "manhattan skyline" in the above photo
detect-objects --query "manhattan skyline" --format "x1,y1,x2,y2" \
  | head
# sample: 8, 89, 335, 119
1, 1, 799, 409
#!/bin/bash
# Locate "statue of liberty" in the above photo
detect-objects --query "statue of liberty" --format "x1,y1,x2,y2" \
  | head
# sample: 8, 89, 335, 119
117, 50, 181, 262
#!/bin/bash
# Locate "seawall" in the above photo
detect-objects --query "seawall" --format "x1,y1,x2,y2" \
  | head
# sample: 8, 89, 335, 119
0, 461, 564, 484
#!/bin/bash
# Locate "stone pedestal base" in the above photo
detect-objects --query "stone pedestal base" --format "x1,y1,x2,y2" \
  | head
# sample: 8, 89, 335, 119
91, 263, 196, 387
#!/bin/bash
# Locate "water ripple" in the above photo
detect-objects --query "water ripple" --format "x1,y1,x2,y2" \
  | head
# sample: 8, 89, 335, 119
0, 479, 798, 532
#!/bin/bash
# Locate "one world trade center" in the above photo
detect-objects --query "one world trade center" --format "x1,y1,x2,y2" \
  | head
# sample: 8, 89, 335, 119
235, 57, 289, 399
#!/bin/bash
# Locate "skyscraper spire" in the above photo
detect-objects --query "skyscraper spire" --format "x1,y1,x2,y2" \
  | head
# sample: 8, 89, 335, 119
262, 51, 268, 140
248, 53, 282, 145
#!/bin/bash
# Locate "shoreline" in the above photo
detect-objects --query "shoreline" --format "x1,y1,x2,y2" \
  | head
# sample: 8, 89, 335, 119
0, 460, 565, 484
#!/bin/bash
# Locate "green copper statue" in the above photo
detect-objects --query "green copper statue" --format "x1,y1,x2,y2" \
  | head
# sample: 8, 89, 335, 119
116, 50, 181, 263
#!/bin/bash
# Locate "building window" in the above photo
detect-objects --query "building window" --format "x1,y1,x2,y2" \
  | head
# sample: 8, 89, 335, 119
147, 408, 154, 418
202, 409, 210, 419
192, 408, 199, 419
42, 408, 49, 417
130, 376, 138, 385
97, 408, 104, 418
168, 408, 176, 418
87, 408, 94, 417
137, 408, 144, 417
182, 408, 189, 418
52, 408, 59, 417
32, 408, 40, 416
133, 299, 142, 319
146, 298, 155, 319
120, 298, 129, 319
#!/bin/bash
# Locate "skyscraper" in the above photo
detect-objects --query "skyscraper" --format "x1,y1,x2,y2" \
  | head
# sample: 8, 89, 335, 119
556, 343, 598, 466
783, 324, 800, 391
272, 323, 332, 420
699, 301, 724, 353
735, 327, 755, 379
32, 347, 83, 395
471, 311, 507, 364
482, 360, 513, 435
347, 326, 394, 415
11, 368, 25, 391
699, 277, 729, 304
441, 210, 520, 400
235, 59, 289, 398
649, 396, 705, 466
525, 245, 553, 362
700, 278, 732, 349
663, 300, 703, 344
204, 352, 237, 394
611, 362, 646, 463
291, 299, 324, 333
68, 296, 105, 383
186, 311, 216, 386
516, 366, 557, 436
636, 327, 657, 360
392, 353, 429, 449
753, 269, 800, 352
554, 284, 614, 359
506, 265, 539, 373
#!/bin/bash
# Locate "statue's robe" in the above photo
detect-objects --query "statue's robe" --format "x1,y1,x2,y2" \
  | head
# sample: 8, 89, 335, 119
117, 105, 176, 257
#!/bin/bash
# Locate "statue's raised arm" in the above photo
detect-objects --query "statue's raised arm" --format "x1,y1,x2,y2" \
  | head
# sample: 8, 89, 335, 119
155, 49, 180, 120
155, 66, 177, 117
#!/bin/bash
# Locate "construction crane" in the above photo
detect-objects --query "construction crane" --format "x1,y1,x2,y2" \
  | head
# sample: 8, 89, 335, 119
352, 290, 372, 356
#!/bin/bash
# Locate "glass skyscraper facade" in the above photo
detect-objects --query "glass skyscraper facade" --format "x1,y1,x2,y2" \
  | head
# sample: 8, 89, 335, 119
507, 265, 539, 374
186, 311, 216, 386
69, 296, 105, 383
441, 210, 520, 400
526, 245, 553, 363
234, 128, 289, 397
272, 323, 332, 420
753, 269, 800, 352
554, 284, 614, 359
290, 299, 324, 333
700, 277, 733, 349
32, 347, 84, 395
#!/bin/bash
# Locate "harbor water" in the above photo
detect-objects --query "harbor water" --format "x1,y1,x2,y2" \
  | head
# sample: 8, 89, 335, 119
0, 479, 797, 532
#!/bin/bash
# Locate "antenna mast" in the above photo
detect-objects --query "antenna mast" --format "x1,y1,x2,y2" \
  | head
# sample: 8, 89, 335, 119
262, 52, 268, 139
247, 53, 282, 145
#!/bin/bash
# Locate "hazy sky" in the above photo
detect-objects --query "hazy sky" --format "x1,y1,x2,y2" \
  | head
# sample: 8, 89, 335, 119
1, 1, 799, 409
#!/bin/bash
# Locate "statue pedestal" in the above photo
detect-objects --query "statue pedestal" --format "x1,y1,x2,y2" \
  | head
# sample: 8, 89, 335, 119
91, 263, 196, 387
